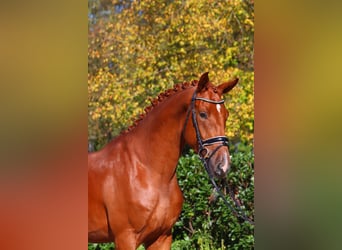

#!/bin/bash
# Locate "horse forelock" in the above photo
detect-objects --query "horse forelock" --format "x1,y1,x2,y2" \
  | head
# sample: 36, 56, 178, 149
122, 80, 198, 134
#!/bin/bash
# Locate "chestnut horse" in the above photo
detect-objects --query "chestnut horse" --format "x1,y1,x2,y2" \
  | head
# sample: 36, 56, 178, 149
88, 72, 238, 249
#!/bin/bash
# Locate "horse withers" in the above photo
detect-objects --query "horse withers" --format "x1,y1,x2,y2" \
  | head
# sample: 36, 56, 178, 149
88, 72, 238, 249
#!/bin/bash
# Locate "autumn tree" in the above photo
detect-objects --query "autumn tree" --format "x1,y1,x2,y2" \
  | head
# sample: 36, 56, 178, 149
88, 0, 253, 150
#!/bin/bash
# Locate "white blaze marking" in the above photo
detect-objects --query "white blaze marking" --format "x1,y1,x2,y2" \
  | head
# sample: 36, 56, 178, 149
216, 104, 221, 113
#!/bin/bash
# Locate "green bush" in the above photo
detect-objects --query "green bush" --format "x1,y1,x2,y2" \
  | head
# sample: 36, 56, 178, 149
173, 148, 254, 249
88, 243, 114, 250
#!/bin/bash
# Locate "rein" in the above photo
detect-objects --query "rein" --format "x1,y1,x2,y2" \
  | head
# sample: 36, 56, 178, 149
185, 90, 254, 225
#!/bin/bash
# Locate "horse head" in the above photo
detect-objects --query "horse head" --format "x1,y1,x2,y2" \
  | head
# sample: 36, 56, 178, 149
183, 72, 238, 178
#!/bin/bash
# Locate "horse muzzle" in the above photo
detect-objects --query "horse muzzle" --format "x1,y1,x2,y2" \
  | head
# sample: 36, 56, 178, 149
200, 144, 230, 178
212, 152, 230, 178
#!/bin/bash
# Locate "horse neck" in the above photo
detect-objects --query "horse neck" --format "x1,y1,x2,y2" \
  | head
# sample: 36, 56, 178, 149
131, 88, 194, 177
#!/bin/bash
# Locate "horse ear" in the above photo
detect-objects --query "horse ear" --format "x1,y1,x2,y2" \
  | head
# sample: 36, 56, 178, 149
197, 72, 210, 92
218, 78, 239, 94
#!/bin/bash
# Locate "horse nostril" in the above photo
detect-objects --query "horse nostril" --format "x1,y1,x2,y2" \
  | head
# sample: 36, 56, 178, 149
215, 163, 224, 177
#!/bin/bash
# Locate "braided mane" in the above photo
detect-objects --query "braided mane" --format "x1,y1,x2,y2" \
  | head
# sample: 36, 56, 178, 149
122, 79, 198, 134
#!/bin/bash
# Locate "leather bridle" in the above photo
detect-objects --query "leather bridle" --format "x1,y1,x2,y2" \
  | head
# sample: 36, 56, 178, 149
182, 90, 255, 225
187, 91, 229, 174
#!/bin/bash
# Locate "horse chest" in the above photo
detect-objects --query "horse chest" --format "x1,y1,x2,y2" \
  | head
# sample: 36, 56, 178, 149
136, 183, 183, 234
153, 195, 177, 223
143, 191, 182, 236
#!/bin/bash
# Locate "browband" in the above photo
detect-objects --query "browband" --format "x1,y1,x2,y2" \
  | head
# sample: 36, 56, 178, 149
194, 97, 224, 104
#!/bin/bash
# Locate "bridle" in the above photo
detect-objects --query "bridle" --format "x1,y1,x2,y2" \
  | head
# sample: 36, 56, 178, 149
190, 91, 229, 168
183, 90, 255, 225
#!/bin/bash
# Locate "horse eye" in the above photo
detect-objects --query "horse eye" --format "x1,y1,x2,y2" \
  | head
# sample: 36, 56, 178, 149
199, 112, 208, 119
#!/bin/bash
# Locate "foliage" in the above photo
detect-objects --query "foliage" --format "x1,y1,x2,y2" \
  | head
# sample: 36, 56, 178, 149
88, 243, 144, 250
88, 0, 254, 151
88, 0, 254, 248
88, 243, 115, 250
173, 149, 254, 249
